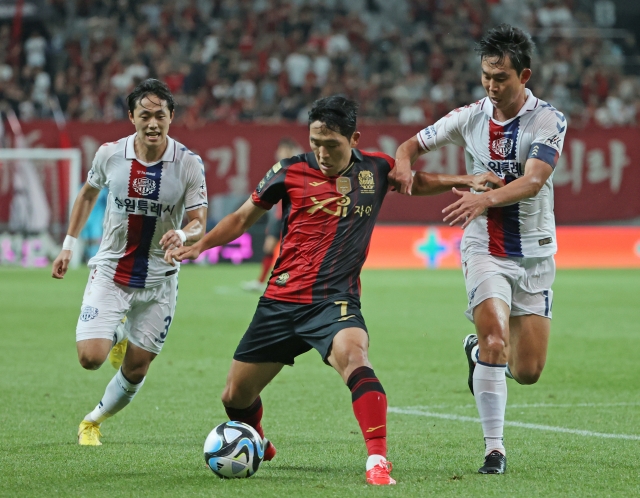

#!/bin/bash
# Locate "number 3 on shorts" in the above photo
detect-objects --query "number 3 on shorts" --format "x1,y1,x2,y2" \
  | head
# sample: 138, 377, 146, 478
160, 316, 172, 341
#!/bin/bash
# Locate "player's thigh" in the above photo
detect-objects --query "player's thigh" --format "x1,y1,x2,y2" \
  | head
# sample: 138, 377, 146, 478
508, 313, 550, 382
222, 360, 285, 407
76, 268, 130, 346
511, 256, 555, 319
127, 275, 178, 355
296, 295, 369, 370
462, 254, 516, 324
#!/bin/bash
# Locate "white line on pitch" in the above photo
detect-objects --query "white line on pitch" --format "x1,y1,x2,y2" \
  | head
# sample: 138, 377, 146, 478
415, 402, 640, 410
388, 407, 640, 441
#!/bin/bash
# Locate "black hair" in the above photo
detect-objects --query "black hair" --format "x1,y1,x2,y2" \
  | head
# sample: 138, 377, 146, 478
126, 78, 175, 115
476, 24, 535, 75
308, 96, 358, 139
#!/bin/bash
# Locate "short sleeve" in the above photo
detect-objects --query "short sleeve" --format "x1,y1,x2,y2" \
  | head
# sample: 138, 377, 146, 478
184, 155, 208, 211
251, 162, 287, 210
527, 109, 567, 169
416, 106, 470, 151
87, 146, 109, 189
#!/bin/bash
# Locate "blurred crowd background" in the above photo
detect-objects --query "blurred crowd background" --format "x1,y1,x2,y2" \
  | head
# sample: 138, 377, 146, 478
2, 0, 640, 128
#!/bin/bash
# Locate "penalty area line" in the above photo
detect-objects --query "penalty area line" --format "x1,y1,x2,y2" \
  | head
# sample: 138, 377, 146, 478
388, 407, 640, 441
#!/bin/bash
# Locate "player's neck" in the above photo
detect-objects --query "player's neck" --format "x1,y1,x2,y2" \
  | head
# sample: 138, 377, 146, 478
493, 88, 527, 122
134, 136, 168, 164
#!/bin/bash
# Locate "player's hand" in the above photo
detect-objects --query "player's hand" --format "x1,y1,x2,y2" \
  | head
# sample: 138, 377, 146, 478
160, 230, 184, 251
166, 243, 202, 266
469, 172, 505, 192
442, 188, 490, 229
51, 250, 72, 279
388, 160, 413, 195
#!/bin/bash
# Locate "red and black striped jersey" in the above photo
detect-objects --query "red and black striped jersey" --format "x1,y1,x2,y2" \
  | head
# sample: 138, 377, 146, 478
251, 148, 394, 304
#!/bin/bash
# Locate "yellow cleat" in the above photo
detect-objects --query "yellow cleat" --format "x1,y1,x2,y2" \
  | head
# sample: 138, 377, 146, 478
108, 338, 128, 370
78, 420, 102, 446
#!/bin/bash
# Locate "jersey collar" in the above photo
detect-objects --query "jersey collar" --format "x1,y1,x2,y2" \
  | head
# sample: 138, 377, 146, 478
481, 88, 539, 124
125, 134, 177, 164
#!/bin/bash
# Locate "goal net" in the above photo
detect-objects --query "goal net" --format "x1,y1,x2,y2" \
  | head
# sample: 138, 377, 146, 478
0, 148, 82, 268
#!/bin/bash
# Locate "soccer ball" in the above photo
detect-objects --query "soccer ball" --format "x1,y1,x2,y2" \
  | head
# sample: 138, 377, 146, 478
204, 421, 265, 478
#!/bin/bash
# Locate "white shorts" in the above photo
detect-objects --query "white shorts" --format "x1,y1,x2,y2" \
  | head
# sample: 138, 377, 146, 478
462, 254, 555, 323
76, 267, 178, 354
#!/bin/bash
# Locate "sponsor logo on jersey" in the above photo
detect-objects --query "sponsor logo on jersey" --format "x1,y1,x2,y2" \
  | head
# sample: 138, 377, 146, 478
487, 160, 523, 178
538, 237, 553, 246
309, 181, 327, 187
132, 177, 157, 196
358, 170, 375, 193
80, 305, 99, 322
275, 272, 290, 286
491, 137, 514, 158
308, 195, 351, 217
422, 125, 437, 140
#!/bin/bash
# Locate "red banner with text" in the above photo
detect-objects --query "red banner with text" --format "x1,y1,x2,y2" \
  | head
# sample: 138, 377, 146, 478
9, 121, 640, 223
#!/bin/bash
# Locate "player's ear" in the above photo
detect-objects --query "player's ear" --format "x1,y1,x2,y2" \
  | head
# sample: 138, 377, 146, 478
169, 110, 174, 123
520, 68, 532, 85
128, 110, 135, 125
349, 131, 361, 148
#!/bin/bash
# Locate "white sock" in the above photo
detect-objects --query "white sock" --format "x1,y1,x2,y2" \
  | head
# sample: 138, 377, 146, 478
85, 368, 145, 424
366, 454, 386, 471
475, 344, 514, 381
473, 362, 507, 456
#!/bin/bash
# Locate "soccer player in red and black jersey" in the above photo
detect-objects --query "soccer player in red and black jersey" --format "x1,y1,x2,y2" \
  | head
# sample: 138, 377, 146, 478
169, 96, 496, 485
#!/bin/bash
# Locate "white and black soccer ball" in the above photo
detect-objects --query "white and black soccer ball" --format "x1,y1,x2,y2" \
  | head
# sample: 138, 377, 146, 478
204, 421, 265, 478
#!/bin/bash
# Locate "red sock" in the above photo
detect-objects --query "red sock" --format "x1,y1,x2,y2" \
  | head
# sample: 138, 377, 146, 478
224, 396, 265, 438
347, 366, 387, 457
258, 254, 273, 283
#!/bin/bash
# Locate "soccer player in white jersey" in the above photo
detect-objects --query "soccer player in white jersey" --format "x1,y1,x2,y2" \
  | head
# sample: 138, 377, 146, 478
395, 24, 566, 474
51, 79, 208, 446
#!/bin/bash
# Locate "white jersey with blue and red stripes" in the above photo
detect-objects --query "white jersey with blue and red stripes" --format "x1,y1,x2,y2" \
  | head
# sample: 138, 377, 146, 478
86, 134, 207, 288
417, 89, 566, 259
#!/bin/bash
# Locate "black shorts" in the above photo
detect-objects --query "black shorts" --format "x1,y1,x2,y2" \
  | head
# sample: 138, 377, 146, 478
234, 294, 367, 365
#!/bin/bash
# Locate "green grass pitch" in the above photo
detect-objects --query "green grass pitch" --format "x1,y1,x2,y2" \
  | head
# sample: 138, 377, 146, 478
1, 265, 639, 497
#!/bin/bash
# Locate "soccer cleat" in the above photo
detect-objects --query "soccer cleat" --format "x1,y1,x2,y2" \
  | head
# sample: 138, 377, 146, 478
78, 420, 102, 446
241, 280, 266, 292
108, 338, 128, 370
479, 450, 507, 474
463, 334, 478, 395
366, 459, 396, 486
263, 438, 277, 461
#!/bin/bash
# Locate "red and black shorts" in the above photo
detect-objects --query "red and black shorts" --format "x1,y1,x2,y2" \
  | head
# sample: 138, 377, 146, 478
234, 294, 367, 365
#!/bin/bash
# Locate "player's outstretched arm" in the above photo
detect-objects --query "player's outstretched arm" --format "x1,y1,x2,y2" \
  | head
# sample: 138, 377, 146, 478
410, 171, 504, 196
392, 136, 423, 193
168, 198, 267, 265
443, 158, 553, 229
51, 183, 102, 279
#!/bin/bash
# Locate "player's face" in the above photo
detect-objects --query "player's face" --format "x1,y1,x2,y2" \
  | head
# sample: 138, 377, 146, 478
481, 56, 531, 114
129, 95, 174, 148
309, 121, 360, 177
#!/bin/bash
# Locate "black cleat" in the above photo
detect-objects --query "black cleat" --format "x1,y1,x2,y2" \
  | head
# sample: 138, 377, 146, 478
479, 451, 507, 474
462, 334, 478, 394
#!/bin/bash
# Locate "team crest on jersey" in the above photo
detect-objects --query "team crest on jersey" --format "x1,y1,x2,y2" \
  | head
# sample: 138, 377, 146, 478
358, 170, 375, 193
132, 177, 157, 196
491, 137, 514, 158
80, 306, 99, 322
275, 272, 290, 286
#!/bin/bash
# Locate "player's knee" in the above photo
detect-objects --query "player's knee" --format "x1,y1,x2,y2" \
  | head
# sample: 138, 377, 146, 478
221, 382, 254, 408
482, 334, 507, 355
514, 364, 544, 385
78, 352, 105, 370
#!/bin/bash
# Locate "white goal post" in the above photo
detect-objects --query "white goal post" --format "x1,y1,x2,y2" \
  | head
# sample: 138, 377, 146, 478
0, 148, 83, 221
0, 148, 83, 268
